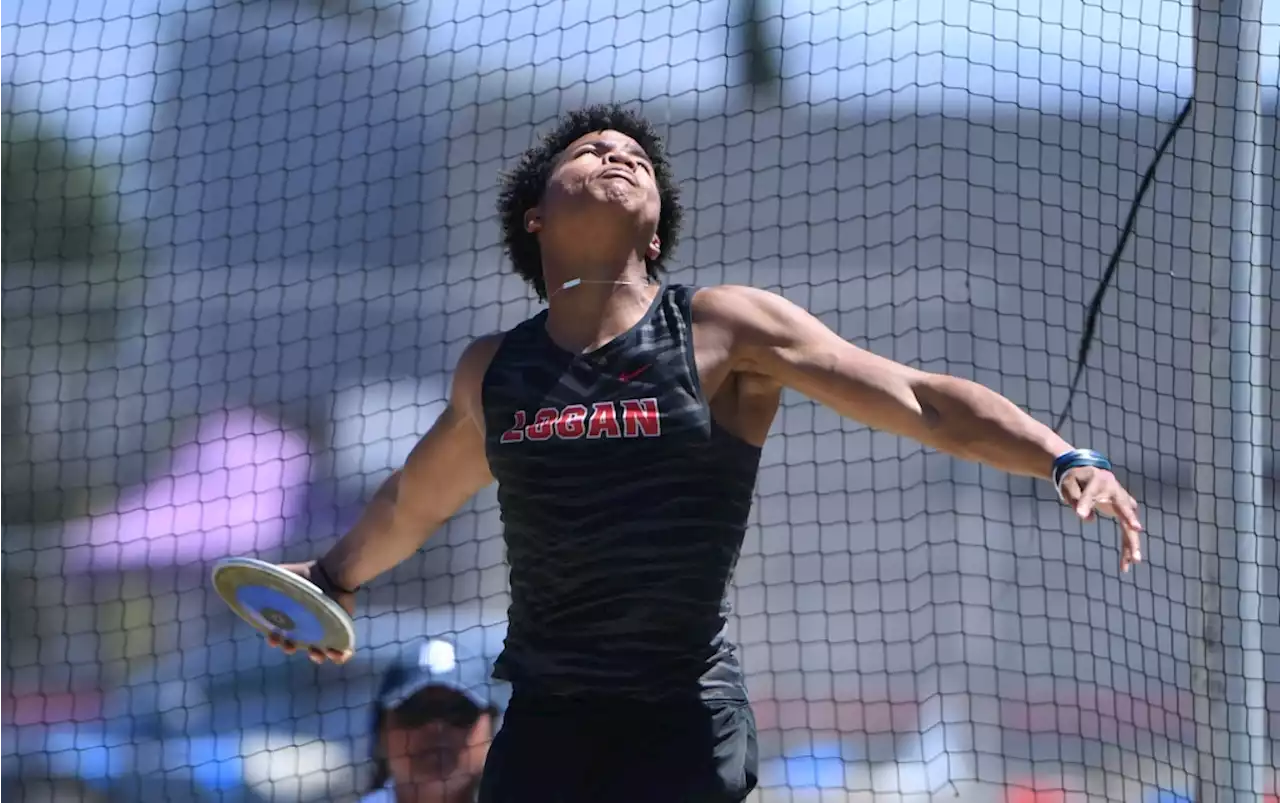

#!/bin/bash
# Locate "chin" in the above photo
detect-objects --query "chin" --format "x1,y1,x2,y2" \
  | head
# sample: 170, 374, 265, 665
583, 192, 637, 212
580, 178, 642, 204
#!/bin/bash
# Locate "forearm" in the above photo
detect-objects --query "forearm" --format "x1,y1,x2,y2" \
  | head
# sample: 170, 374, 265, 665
911, 373, 1073, 479
711, 285, 1077, 480
317, 471, 447, 590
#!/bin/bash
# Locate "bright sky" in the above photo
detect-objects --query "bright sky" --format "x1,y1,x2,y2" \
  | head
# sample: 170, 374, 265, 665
3, 0, 1276, 144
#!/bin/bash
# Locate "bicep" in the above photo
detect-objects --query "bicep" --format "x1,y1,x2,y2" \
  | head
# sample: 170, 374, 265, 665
396, 402, 493, 524
721, 286, 941, 441
394, 336, 501, 526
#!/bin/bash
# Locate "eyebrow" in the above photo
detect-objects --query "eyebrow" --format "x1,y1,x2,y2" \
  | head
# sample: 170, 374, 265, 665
624, 142, 655, 162
621, 142, 651, 162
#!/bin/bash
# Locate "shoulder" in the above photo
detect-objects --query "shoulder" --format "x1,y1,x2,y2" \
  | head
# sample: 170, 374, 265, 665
456, 310, 552, 380
688, 284, 853, 378
456, 331, 508, 381
453, 332, 507, 394
448, 330, 510, 426
688, 284, 806, 339
451, 311, 550, 418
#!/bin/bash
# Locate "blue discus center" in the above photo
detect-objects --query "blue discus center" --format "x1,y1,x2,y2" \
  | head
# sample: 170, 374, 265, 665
235, 584, 327, 645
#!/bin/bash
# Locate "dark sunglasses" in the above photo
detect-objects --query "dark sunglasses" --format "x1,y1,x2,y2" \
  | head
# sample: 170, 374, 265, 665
395, 692, 482, 729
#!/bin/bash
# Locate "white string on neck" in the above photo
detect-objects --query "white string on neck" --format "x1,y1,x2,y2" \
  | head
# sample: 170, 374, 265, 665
548, 277, 648, 300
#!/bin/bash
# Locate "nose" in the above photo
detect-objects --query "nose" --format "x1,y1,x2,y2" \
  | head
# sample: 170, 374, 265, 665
604, 150, 637, 169
420, 720, 449, 737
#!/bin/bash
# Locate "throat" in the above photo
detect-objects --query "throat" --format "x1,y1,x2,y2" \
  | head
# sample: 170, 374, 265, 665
544, 280, 661, 354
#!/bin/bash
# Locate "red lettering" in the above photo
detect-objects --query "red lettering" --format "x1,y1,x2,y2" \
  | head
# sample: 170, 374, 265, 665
502, 400, 661, 443
500, 410, 527, 443
586, 402, 622, 439
526, 407, 557, 441
621, 398, 660, 438
555, 404, 588, 439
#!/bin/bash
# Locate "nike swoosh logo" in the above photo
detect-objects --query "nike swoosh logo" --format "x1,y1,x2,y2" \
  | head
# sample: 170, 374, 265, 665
618, 365, 650, 383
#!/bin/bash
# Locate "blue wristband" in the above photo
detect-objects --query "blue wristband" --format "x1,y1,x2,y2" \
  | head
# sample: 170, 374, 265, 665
1052, 449, 1113, 499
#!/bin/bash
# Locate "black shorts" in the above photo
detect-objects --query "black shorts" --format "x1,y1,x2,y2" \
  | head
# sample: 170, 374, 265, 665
478, 693, 759, 803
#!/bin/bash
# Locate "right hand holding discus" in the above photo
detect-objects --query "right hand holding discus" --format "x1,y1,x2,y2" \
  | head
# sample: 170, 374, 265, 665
268, 561, 357, 664
211, 556, 357, 666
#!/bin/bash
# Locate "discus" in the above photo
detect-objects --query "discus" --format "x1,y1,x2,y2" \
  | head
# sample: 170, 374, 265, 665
212, 557, 355, 653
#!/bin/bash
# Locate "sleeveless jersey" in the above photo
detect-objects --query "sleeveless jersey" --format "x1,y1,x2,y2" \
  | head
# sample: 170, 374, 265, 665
481, 284, 763, 701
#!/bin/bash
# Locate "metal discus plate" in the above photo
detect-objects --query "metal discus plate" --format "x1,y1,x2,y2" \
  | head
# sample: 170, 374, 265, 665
212, 557, 355, 652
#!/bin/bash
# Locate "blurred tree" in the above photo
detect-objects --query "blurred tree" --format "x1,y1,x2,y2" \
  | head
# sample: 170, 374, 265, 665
2, 110, 131, 525
2, 109, 133, 747
2, 111, 122, 267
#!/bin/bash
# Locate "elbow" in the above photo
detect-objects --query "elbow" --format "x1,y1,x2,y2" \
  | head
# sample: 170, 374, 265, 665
923, 407, 985, 460
375, 470, 403, 503
908, 375, 987, 458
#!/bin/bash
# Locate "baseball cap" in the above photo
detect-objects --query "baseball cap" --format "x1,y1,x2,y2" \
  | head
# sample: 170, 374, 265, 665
375, 631, 508, 714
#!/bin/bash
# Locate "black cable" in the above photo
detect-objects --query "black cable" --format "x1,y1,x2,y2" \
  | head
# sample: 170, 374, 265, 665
1053, 97, 1196, 433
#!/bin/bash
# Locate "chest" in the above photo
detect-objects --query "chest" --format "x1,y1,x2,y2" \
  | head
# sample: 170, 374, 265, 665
482, 340, 707, 458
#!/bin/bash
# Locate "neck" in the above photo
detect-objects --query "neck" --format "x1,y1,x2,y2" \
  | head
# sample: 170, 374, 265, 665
542, 258, 658, 353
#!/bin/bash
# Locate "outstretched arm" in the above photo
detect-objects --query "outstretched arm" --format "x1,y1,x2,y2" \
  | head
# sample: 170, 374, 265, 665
317, 334, 502, 592
700, 285, 1142, 567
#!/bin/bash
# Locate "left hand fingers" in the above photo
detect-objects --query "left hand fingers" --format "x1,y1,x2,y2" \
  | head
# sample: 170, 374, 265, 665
1073, 471, 1111, 521
1075, 471, 1137, 523
1099, 495, 1144, 571
1086, 484, 1144, 533
1074, 472, 1144, 571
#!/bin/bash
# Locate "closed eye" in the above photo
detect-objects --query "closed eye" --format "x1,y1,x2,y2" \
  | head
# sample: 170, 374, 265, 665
623, 146, 653, 172
575, 142, 652, 172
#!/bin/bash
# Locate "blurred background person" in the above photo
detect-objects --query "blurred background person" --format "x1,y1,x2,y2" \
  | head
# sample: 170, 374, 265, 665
361, 632, 508, 803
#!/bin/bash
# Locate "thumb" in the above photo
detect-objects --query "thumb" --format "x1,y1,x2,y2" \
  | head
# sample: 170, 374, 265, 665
1074, 473, 1109, 520
276, 562, 317, 584
1057, 474, 1083, 507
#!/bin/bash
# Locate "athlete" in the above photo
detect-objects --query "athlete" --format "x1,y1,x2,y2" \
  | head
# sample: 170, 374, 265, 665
265, 103, 1144, 803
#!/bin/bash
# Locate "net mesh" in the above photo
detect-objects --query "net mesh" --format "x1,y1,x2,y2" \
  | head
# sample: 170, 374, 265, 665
3, 1, 1277, 801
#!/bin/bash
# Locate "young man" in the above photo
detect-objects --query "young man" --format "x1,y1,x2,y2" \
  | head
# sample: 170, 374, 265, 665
360, 635, 507, 803
268, 104, 1143, 803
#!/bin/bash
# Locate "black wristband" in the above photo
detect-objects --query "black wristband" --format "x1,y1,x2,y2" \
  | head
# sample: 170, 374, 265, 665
313, 560, 359, 596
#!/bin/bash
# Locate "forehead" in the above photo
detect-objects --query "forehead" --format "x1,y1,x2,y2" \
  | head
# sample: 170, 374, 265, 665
386, 685, 478, 726
561, 129, 649, 158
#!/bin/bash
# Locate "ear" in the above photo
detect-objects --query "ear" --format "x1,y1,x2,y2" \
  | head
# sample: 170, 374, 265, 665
646, 234, 661, 261
524, 208, 542, 234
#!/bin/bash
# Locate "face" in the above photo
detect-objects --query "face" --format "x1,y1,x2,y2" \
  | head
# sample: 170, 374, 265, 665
525, 129, 663, 262
382, 686, 494, 803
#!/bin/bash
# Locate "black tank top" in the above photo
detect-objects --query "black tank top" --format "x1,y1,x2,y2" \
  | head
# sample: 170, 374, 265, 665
481, 284, 763, 701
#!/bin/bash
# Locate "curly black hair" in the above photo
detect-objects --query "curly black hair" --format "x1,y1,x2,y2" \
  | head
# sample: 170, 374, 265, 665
496, 103, 684, 301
